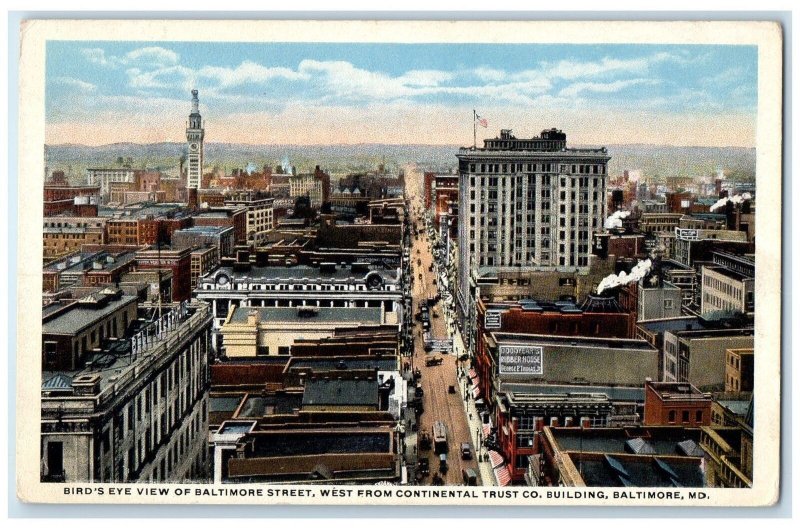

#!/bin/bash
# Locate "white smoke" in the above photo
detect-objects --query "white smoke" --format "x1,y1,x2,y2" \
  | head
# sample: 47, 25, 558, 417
596, 258, 652, 295
604, 210, 631, 230
281, 156, 293, 175
709, 193, 752, 212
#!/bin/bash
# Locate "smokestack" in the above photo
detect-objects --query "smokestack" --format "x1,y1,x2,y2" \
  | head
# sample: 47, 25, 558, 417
188, 188, 198, 209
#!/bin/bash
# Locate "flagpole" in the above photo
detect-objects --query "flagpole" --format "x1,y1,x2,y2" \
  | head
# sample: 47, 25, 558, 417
473, 109, 477, 150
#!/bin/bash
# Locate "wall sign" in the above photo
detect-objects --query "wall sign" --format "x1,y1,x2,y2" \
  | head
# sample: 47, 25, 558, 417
485, 310, 503, 329
499, 345, 543, 375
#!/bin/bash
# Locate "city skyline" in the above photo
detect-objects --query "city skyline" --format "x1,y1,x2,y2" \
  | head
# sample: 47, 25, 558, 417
46, 42, 758, 148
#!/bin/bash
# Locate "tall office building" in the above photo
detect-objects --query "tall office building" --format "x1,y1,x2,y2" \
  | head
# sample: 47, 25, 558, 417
186, 89, 205, 190
455, 128, 610, 340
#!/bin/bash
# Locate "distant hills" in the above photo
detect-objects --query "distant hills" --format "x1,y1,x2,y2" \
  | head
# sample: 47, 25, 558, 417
44, 142, 756, 183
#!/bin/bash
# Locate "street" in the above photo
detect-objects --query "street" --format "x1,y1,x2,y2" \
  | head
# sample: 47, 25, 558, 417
404, 164, 485, 486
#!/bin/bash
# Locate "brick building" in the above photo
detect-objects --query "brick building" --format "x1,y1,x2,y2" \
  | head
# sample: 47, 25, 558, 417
192, 206, 248, 245
725, 348, 754, 393
643, 380, 712, 427
135, 246, 193, 302
43, 217, 108, 260
43, 176, 101, 216
190, 246, 219, 289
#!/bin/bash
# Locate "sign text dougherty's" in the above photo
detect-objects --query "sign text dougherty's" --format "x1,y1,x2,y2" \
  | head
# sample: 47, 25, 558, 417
499, 345, 544, 375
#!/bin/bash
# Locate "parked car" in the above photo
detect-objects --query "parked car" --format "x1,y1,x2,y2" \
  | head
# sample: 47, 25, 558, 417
462, 468, 478, 486
439, 453, 448, 473
418, 458, 430, 476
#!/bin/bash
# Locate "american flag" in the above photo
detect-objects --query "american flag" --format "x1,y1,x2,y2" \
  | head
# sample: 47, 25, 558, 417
475, 113, 488, 128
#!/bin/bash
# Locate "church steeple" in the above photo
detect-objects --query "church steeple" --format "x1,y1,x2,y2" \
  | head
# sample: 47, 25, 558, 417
186, 89, 205, 190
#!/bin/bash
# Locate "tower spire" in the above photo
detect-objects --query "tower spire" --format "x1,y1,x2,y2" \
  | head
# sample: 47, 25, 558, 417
191, 89, 199, 114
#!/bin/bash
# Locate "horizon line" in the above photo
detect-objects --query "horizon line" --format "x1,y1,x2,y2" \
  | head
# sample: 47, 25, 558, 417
45, 141, 757, 150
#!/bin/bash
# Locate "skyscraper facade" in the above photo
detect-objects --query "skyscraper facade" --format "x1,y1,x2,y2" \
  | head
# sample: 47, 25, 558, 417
455, 128, 610, 343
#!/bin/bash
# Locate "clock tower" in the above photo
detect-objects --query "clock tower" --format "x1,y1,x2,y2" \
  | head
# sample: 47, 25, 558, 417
186, 89, 204, 190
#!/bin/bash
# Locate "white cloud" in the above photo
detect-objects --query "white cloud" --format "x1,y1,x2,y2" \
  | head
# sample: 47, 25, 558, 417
559, 78, 656, 98
473, 67, 506, 82
124, 46, 179, 67
126, 65, 193, 90
82, 46, 180, 72
396, 69, 454, 87
53, 76, 96, 93
81, 48, 121, 68
197, 61, 309, 88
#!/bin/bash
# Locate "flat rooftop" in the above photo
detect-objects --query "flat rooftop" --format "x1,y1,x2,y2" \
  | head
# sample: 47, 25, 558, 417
42, 293, 138, 335
208, 264, 398, 282
43, 305, 205, 395
553, 426, 702, 456
500, 383, 645, 403
228, 306, 383, 325
302, 378, 380, 408
491, 332, 657, 351
639, 317, 704, 334
174, 226, 232, 235
288, 356, 398, 372
249, 431, 391, 458
236, 393, 303, 417
703, 264, 753, 282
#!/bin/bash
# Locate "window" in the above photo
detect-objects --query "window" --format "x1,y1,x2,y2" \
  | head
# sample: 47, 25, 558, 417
696, 410, 703, 423
668, 410, 676, 423
278, 346, 290, 355
682, 410, 690, 423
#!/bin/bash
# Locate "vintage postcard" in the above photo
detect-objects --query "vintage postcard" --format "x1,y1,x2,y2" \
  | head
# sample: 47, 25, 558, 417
15, 19, 783, 507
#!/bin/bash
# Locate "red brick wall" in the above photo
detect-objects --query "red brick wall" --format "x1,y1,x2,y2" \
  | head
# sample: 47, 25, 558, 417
643, 384, 711, 427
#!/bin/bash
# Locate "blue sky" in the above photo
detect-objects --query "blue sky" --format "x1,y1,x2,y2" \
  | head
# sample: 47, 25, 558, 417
45, 41, 758, 147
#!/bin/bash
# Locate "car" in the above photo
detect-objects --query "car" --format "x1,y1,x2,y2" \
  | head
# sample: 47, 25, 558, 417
439, 453, 448, 473
462, 468, 478, 486
425, 357, 443, 367
414, 385, 424, 398
460, 442, 472, 460
417, 458, 430, 476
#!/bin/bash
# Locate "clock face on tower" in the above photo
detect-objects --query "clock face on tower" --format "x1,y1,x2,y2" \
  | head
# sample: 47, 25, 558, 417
189, 143, 199, 152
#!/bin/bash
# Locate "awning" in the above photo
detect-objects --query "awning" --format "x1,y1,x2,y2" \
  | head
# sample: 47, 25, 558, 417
493, 465, 512, 487
469, 368, 478, 379
487, 450, 505, 469
482, 423, 492, 438
471, 386, 481, 399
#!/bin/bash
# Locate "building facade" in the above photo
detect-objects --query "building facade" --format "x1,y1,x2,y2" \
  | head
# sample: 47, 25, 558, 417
643, 380, 712, 427
455, 129, 610, 351
195, 262, 403, 351
186, 89, 205, 190
86, 168, 139, 199
41, 299, 212, 483
224, 192, 275, 246
701, 265, 755, 316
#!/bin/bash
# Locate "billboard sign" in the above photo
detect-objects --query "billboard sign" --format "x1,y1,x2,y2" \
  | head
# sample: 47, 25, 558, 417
499, 345, 543, 375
